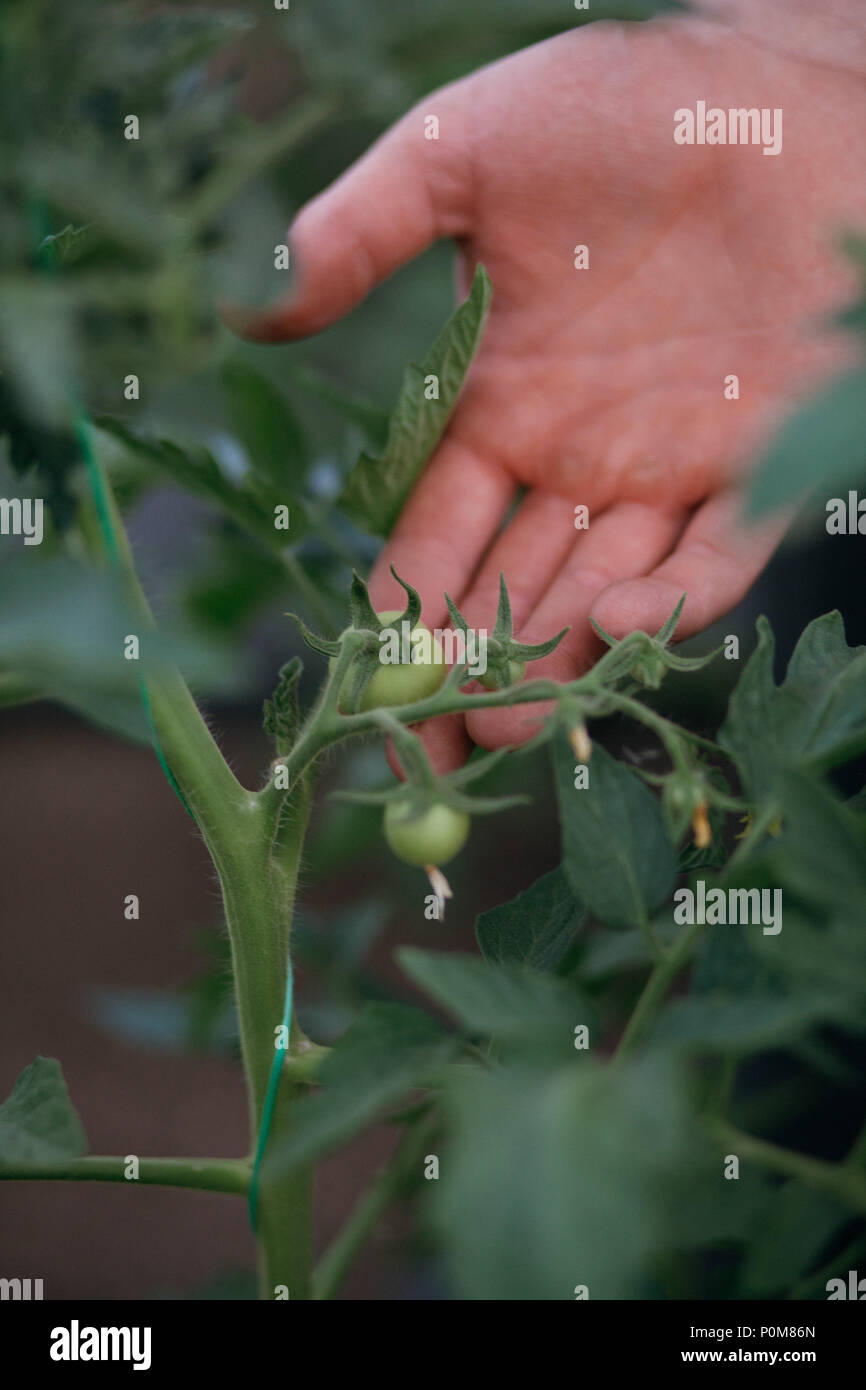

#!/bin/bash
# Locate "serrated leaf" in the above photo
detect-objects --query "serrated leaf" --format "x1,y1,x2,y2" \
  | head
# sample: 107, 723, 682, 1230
719, 613, 866, 803
398, 947, 582, 1055
262, 657, 303, 756
475, 866, 586, 970
95, 418, 309, 547
0, 1057, 87, 1162
38, 221, 99, 267
267, 1003, 457, 1174
340, 265, 492, 536
552, 737, 676, 930
431, 1054, 687, 1300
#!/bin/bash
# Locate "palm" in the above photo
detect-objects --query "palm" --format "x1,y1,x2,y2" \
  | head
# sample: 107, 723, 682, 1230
450, 20, 859, 510
239, 13, 865, 758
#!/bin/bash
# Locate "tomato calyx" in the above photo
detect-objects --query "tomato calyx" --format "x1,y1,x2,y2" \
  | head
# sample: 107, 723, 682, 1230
591, 594, 721, 691
291, 566, 446, 714
445, 572, 568, 691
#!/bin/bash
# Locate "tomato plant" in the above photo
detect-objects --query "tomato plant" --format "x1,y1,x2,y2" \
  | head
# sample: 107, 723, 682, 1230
2, 0, 866, 1317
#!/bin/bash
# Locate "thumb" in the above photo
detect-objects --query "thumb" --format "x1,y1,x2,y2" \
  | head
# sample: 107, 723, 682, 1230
230, 94, 473, 342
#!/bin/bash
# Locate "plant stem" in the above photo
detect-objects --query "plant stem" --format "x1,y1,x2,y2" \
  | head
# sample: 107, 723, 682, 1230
221, 766, 316, 1300
312, 1109, 439, 1301
0, 1156, 249, 1194
258, 629, 657, 802
614, 919, 704, 1060
713, 1123, 866, 1214
91, 446, 250, 833
91, 451, 318, 1298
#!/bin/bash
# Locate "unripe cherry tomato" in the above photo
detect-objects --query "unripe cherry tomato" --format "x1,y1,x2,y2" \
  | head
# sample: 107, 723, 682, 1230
335, 609, 446, 711
384, 800, 470, 867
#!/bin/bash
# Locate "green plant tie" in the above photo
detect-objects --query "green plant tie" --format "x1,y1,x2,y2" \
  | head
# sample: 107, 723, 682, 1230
247, 958, 294, 1232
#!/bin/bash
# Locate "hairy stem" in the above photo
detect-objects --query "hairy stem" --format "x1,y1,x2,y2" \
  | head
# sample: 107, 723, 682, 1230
91, 453, 318, 1298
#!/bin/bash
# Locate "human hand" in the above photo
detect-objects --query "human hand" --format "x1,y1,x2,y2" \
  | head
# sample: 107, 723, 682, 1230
236, 1, 866, 763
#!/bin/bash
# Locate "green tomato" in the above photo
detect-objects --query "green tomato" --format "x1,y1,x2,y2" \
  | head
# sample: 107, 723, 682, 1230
478, 659, 527, 691
335, 609, 446, 712
384, 800, 471, 867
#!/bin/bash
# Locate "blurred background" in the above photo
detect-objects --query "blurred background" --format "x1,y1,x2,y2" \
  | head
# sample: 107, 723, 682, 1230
1, 0, 864, 1298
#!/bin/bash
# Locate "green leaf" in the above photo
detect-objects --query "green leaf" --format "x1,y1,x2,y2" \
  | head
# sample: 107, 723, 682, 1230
740, 775, 866, 1021
340, 265, 492, 536
653, 992, 831, 1053
0, 556, 241, 742
739, 1181, 853, 1297
267, 1003, 457, 1173
757, 771, 866, 913
94, 418, 309, 547
719, 613, 866, 803
297, 368, 390, 454
680, 775, 866, 1041
38, 221, 100, 267
749, 367, 866, 517
552, 738, 676, 930
262, 658, 303, 756
475, 866, 586, 971
399, 948, 583, 1055
221, 361, 308, 492
431, 1054, 687, 1300
0, 1057, 87, 1162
